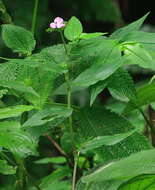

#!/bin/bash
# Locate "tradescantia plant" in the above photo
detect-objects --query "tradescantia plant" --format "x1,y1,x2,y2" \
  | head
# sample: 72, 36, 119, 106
1, 1, 155, 189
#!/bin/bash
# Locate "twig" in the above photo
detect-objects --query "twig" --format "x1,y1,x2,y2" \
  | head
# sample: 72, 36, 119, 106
45, 134, 68, 158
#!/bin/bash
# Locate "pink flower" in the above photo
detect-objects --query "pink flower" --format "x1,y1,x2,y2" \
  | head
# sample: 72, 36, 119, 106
50, 17, 65, 29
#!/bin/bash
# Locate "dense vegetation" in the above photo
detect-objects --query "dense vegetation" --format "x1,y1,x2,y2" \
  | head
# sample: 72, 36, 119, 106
1, 1, 155, 190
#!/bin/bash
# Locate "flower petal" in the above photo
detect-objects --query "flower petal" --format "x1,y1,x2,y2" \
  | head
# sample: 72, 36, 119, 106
50, 22, 57, 29
56, 23, 65, 28
54, 17, 64, 24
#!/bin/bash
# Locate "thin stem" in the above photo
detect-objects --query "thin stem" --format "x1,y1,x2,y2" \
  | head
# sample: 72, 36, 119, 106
31, 0, 39, 35
72, 152, 80, 190
139, 108, 155, 134
45, 134, 73, 167
60, 31, 68, 55
59, 31, 74, 144
45, 134, 68, 157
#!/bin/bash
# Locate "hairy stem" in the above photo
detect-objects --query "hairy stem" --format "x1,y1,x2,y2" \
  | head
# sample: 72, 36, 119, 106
31, 0, 39, 35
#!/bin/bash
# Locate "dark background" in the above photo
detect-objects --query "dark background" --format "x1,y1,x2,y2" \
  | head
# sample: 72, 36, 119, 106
1, 0, 155, 49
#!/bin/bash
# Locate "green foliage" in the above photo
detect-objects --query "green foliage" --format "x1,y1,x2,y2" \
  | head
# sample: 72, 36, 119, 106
0, 160, 16, 175
64, 16, 83, 41
82, 149, 155, 183
110, 13, 149, 40
2, 24, 36, 55
124, 83, 155, 113
118, 174, 155, 190
0, 105, 34, 119
0, 121, 37, 157
0, 9, 155, 190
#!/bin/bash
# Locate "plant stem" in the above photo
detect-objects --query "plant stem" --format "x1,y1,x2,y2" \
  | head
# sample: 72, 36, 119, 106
139, 108, 155, 134
31, 0, 39, 35
59, 31, 74, 144
72, 152, 80, 190
45, 134, 68, 157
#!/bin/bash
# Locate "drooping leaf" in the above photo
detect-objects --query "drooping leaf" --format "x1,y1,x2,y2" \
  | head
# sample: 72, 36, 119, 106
110, 13, 149, 39
90, 81, 107, 106
0, 159, 16, 175
0, 121, 37, 157
0, 105, 34, 119
64, 16, 83, 41
2, 24, 36, 55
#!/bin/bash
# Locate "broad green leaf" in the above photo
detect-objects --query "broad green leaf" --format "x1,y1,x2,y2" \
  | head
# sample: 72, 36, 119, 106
0, 159, 16, 175
2, 24, 36, 55
110, 13, 149, 39
79, 32, 107, 39
73, 44, 123, 87
82, 149, 155, 183
122, 43, 155, 70
64, 16, 83, 41
107, 68, 137, 102
79, 129, 137, 153
0, 105, 34, 119
124, 83, 155, 113
23, 105, 72, 127
0, 80, 39, 97
76, 179, 124, 190
35, 157, 66, 164
76, 107, 151, 163
0, 121, 37, 157
120, 31, 155, 44
90, 81, 107, 106
118, 174, 155, 190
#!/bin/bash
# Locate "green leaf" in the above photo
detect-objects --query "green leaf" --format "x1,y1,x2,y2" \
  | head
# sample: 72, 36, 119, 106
110, 13, 149, 39
0, 105, 34, 119
79, 32, 107, 39
124, 83, 155, 113
64, 16, 83, 41
73, 43, 123, 87
82, 149, 155, 183
76, 107, 151, 163
90, 81, 107, 106
122, 43, 155, 70
0, 160, 16, 175
23, 105, 72, 131
118, 174, 155, 190
79, 129, 137, 153
107, 69, 137, 102
0, 80, 39, 97
35, 157, 66, 164
0, 121, 37, 157
2, 24, 36, 55
40, 166, 71, 189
